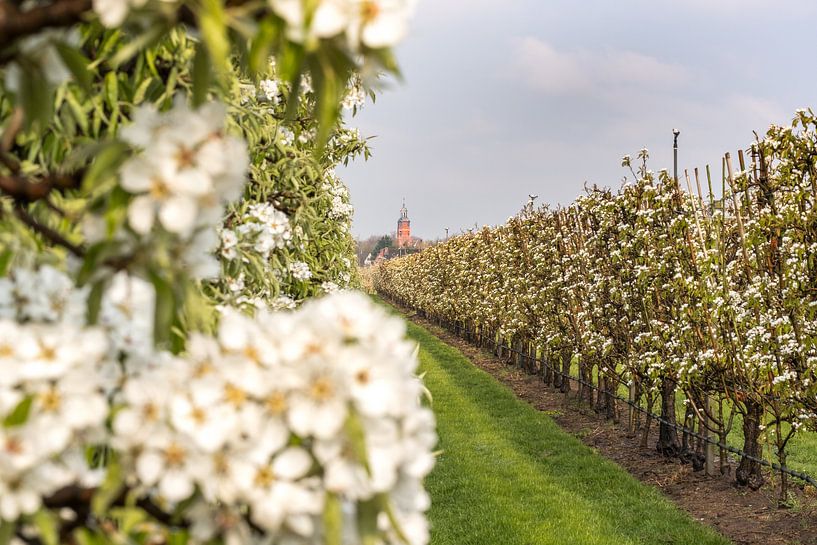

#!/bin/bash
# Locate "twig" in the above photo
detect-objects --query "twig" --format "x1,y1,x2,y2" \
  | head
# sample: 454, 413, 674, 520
14, 205, 85, 257
1, 107, 24, 156
0, 171, 82, 202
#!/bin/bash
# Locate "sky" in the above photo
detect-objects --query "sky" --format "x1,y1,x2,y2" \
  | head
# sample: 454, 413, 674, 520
339, 0, 817, 241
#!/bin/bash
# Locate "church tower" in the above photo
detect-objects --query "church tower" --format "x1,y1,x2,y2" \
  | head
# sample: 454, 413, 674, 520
397, 199, 411, 247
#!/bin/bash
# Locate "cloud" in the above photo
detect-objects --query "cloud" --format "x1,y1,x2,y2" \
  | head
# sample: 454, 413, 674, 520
509, 37, 689, 96
509, 37, 590, 94
599, 50, 688, 87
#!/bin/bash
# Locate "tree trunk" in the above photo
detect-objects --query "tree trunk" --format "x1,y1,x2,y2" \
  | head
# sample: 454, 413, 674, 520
777, 433, 788, 505
718, 429, 730, 476
580, 359, 594, 406
543, 350, 553, 386
605, 374, 619, 422
656, 378, 680, 457
560, 348, 571, 394
633, 380, 643, 433
551, 349, 561, 389
594, 367, 607, 413
529, 344, 538, 375
735, 400, 764, 489
641, 413, 652, 449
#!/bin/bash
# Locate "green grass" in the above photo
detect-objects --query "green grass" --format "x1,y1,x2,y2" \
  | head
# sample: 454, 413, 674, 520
406, 320, 731, 545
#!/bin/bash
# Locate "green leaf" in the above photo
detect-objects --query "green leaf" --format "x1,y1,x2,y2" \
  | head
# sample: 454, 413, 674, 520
104, 186, 130, 235
131, 77, 153, 105
86, 278, 107, 325
0, 521, 14, 545
356, 496, 382, 545
249, 16, 279, 75
0, 249, 13, 277
82, 141, 129, 192
323, 492, 343, 545
109, 25, 169, 67
199, 0, 230, 76
65, 88, 90, 134
366, 47, 402, 79
314, 76, 340, 150
149, 269, 175, 349
383, 497, 411, 544
191, 42, 211, 108
32, 509, 59, 545
54, 42, 93, 93
160, 66, 179, 106
104, 72, 119, 110
19, 63, 53, 129
77, 242, 110, 285
109, 507, 146, 534
92, 458, 124, 517
343, 411, 371, 474
72, 528, 105, 545
3, 395, 33, 428
167, 529, 190, 545
278, 39, 304, 82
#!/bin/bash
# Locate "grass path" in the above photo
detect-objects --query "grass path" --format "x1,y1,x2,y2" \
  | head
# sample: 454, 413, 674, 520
405, 317, 731, 545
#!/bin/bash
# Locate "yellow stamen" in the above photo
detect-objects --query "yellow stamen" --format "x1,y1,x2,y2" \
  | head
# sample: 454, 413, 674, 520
254, 466, 276, 488
244, 345, 262, 364
175, 146, 196, 169
190, 406, 207, 424
39, 344, 57, 362
142, 402, 159, 421
193, 360, 215, 378
0, 343, 12, 358
310, 376, 334, 402
40, 388, 62, 412
5, 437, 23, 455
163, 443, 187, 466
361, 0, 380, 23
224, 384, 247, 408
149, 177, 171, 200
213, 452, 229, 475
264, 391, 287, 415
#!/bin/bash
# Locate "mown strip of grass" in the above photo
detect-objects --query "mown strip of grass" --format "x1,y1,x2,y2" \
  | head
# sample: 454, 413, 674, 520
406, 319, 731, 545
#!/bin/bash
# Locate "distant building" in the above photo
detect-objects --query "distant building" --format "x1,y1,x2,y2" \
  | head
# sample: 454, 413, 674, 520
397, 199, 411, 247
361, 201, 422, 266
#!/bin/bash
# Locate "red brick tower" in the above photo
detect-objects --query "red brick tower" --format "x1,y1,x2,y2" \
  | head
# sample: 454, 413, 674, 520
397, 199, 411, 247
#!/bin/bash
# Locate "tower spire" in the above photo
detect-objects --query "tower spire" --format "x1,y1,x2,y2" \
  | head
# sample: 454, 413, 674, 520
397, 198, 411, 247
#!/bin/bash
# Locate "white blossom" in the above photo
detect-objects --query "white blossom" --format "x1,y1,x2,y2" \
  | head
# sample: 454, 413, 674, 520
289, 261, 312, 281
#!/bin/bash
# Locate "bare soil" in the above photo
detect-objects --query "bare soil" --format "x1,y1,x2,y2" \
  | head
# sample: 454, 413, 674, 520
402, 307, 817, 545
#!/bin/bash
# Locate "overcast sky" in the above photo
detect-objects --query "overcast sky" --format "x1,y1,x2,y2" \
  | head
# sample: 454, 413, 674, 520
339, 0, 817, 241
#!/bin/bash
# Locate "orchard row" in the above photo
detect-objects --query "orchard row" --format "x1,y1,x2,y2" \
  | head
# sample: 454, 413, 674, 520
375, 113, 817, 496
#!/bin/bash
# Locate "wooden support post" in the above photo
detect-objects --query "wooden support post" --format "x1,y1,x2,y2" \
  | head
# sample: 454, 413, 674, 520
704, 394, 717, 477
628, 381, 637, 435
529, 343, 537, 374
